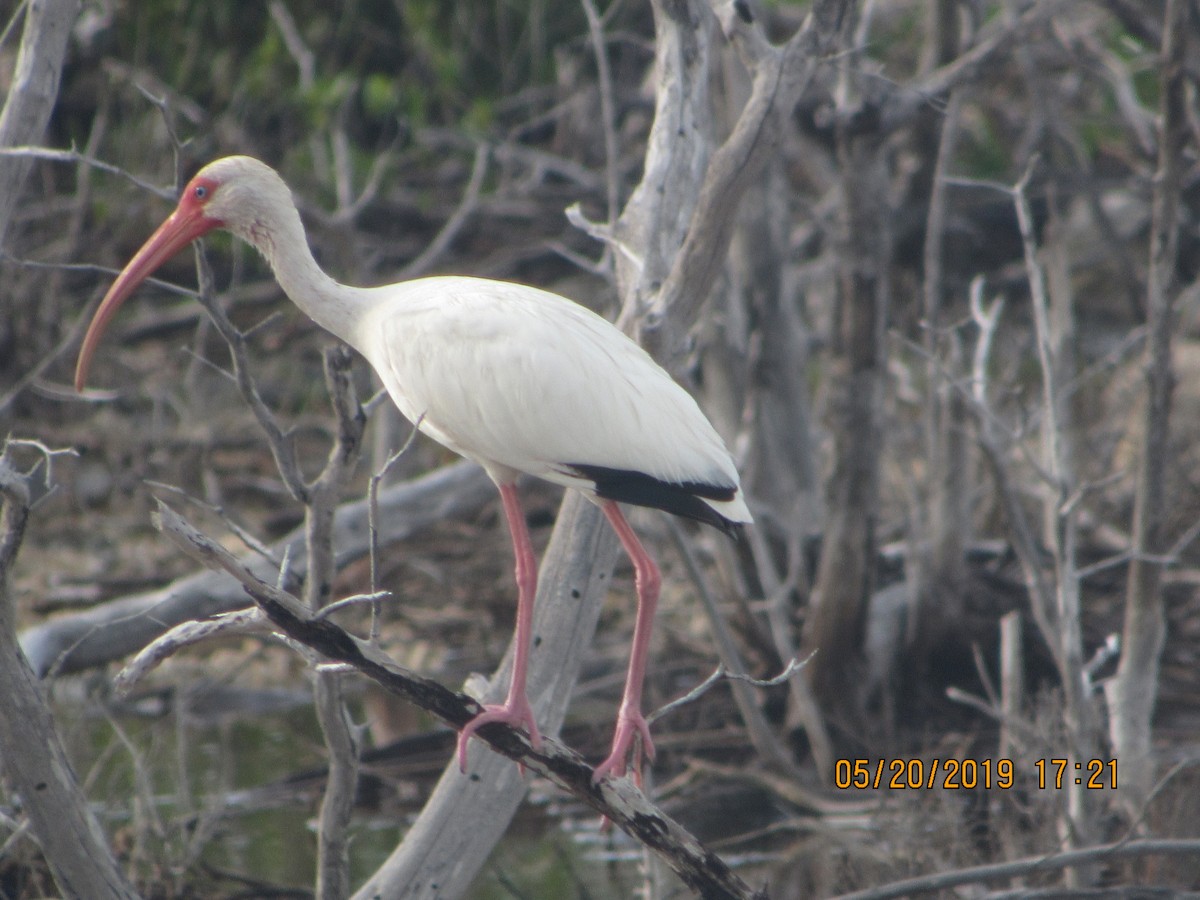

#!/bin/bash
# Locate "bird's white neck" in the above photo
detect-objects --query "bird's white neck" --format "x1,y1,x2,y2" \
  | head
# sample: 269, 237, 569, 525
235, 198, 368, 349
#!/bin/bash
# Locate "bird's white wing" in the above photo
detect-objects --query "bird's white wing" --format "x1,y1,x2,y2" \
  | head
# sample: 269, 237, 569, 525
359, 277, 739, 495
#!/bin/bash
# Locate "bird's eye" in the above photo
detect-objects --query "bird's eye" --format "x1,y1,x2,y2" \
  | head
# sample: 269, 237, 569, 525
194, 185, 208, 200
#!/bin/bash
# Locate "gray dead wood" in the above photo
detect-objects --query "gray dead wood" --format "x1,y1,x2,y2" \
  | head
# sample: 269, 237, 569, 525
0, 0, 79, 250
19, 460, 494, 677
153, 500, 764, 900
304, 346, 367, 900
912, 83, 970, 655
801, 37, 891, 708
0, 447, 140, 900
1108, 0, 1189, 808
648, 0, 848, 367
1011, 162, 1098, 864
0, 5, 139, 895
352, 492, 620, 900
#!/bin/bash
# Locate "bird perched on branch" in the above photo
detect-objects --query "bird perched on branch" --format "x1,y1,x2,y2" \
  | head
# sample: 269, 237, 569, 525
76, 155, 752, 781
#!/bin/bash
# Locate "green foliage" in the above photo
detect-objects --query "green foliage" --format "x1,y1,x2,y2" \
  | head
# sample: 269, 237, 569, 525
100, 0, 586, 152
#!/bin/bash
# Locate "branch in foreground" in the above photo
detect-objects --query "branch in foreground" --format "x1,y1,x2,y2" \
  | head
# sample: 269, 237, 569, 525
151, 500, 766, 900
113, 607, 274, 691
0, 443, 139, 900
830, 838, 1200, 900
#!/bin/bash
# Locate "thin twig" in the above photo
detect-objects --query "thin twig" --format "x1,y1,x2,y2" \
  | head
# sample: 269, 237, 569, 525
113, 608, 272, 693
0, 145, 175, 198
663, 516, 800, 772
0, 1, 30, 50
367, 413, 423, 641
312, 591, 393, 622
649, 656, 810, 725
2, 439, 77, 490
143, 481, 279, 565
580, 0, 621, 237
190, 246, 311, 504
743, 517, 834, 776
400, 143, 490, 279
267, 0, 315, 89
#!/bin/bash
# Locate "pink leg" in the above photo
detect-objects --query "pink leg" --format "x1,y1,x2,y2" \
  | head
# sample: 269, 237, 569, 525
592, 501, 662, 783
457, 483, 542, 770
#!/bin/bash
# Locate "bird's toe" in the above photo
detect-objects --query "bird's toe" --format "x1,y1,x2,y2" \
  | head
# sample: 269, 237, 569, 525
457, 699, 542, 771
592, 711, 655, 784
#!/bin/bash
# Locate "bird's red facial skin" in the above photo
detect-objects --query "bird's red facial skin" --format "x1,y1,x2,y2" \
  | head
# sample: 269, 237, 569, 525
74, 177, 224, 392
181, 175, 221, 214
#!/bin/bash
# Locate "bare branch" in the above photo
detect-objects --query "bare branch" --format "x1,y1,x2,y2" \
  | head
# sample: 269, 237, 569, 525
399, 142, 490, 279
151, 500, 765, 900
367, 414, 423, 641
191, 247, 312, 504
304, 346, 367, 900
113, 608, 272, 693
267, 0, 315, 89
830, 839, 1200, 900
650, 0, 850, 363
19, 460, 495, 678
649, 655, 810, 726
0, 442, 139, 900
664, 516, 799, 772
0, 145, 175, 199
743, 519, 834, 776
878, 0, 1065, 134
580, 0, 621, 235
0, 0, 82, 249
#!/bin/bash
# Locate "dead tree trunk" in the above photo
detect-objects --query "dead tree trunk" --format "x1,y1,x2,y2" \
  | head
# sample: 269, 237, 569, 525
0, 446, 140, 900
1108, 0, 1190, 809
0, 5, 141, 897
802, 101, 891, 707
909, 0, 972, 663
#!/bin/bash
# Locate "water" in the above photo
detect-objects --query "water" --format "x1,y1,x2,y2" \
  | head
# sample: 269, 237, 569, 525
47, 684, 639, 898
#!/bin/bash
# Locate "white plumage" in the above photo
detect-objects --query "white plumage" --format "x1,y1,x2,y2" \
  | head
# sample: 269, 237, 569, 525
76, 156, 752, 781
361, 277, 746, 518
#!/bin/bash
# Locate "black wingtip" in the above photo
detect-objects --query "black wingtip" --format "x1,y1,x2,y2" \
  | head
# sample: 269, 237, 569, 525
566, 463, 745, 536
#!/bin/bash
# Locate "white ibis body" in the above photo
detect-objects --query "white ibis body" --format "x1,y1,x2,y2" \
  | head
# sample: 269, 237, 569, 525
76, 156, 752, 781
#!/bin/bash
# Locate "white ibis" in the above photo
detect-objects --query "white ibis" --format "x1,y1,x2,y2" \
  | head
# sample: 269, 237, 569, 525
75, 155, 752, 781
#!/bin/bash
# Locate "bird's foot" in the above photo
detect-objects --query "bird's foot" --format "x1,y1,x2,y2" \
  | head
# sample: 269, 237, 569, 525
457, 697, 542, 772
591, 709, 656, 785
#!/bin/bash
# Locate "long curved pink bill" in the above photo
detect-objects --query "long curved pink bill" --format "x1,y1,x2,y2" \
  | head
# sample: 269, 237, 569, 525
74, 205, 218, 392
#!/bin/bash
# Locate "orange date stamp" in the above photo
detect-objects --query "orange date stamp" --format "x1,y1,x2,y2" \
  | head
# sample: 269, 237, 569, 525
834, 758, 1118, 790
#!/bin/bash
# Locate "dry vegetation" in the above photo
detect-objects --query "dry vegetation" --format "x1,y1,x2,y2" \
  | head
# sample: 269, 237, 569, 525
2, 0, 1200, 897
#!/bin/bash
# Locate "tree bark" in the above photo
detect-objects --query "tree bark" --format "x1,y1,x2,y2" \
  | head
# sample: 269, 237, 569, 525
1108, 0, 1189, 809
0, 0, 79, 250
802, 101, 891, 706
